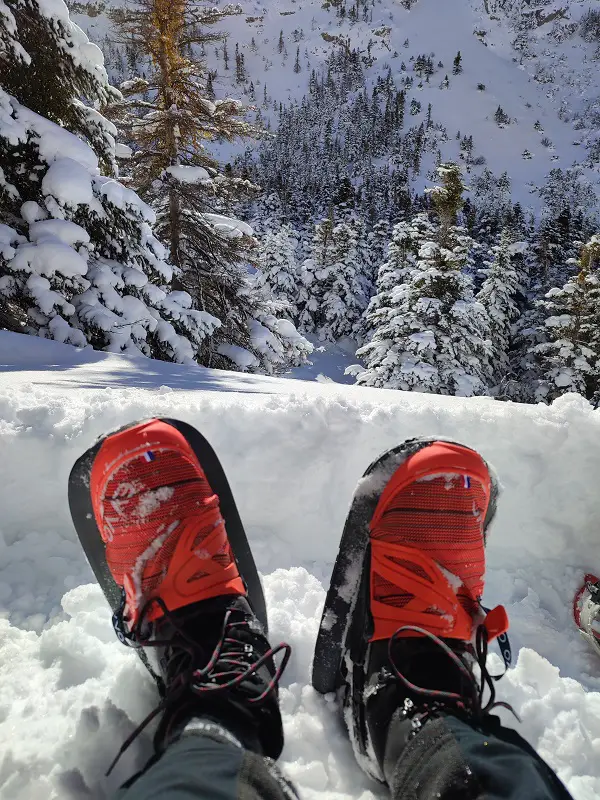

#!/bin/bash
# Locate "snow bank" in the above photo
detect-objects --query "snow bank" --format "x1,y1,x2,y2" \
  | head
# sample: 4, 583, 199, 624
1, 332, 600, 799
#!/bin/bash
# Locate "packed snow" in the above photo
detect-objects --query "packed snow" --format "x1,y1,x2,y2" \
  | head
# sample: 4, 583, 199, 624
1, 331, 600, 799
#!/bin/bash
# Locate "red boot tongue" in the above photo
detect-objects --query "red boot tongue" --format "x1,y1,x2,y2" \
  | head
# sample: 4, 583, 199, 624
369, 447, 492, 608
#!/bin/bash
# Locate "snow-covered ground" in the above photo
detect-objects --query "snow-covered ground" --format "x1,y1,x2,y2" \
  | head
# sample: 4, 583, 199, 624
2, 330, 600, 799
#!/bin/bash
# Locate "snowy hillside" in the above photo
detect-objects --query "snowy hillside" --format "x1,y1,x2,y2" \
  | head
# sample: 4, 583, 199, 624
2, 330, 600, 799
72, 0, 600, 211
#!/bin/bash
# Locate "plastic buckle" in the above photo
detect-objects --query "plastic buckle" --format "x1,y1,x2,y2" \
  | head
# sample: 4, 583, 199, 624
484, 605, 512, 669
112, 587, 138, 647
587, 580, 600, 602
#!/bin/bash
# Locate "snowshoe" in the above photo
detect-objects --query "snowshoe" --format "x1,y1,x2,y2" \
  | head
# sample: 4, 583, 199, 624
68, 418, 268, 689
311, 437, 502, 696
311, 438, 512, 781
573, 574, 600, 657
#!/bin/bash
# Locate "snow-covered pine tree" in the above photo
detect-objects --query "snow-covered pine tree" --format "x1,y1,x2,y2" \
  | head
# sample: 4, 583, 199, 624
0, 0, 24, 64
257, 226, 301, 322
469, 170, 513, 281
360, 213, 435, 347
225, 270, 314, 375
452, 51, 463, 75
248, 192, 285, 237
295, 260, 316, 335
0, 87, 219, 360
350, 216, 376, 301
298, 214, 335, 333
0, 0, 225, 358
477, 228, 524, 386
0, 0, 119, 173
348, 217, 383, 344
366, 219, 391, 283
353, 165, 493, 396
532, 208, 586, 294
107, 0, 310, 373
531, 235, 600, 406
505, 207, 588, 400
318, 221, 367, 341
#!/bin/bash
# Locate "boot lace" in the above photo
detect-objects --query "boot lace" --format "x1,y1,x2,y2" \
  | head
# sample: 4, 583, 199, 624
387, 624, 518, 724
106, 596, 291, 776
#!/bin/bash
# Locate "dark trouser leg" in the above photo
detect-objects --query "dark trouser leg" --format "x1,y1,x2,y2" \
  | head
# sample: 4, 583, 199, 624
387, 713, 573, 800
115, 727, 297, 800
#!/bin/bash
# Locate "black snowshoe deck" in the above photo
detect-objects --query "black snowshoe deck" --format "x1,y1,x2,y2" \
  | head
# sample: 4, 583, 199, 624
312, 442, 422, 695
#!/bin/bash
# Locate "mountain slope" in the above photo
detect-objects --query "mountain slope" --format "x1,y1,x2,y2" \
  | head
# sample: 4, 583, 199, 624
73, 0, 600, 212
1, 330, 600, 798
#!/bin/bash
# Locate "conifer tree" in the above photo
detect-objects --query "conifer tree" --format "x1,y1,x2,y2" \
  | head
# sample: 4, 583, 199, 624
235, 42, 245, 83
533, 208, 583, 294
223, 39, 229, 70
109, 0, 252, 264
505, 207, 571, 396
427, 162, 466, 243
299, 215, 335, 333
0, 85, 218, 360
257, 226, 301, 321
296, 259, 318, 334
299, 214, 368, 340
494, 106, 510, 126
396, 90, 405, 128
319, 221, 367, 341
532, 235, 600, 405
360, 214, 435, 347
353, 165, 493, 396
108, 0, 308, 372
0, 0, 119, 172
0, 1, 25, 65
206, 71, 215, 99
366, 220, 391, 281
477, 228, 524, 385
452, 51, 463, 75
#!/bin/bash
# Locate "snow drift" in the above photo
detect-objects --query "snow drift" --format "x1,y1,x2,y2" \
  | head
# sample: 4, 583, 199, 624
1, 331, 600, 799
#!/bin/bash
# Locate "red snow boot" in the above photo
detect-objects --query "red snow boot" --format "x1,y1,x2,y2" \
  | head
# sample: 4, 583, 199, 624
87, 419, 290, 767
313, 438, 509, 784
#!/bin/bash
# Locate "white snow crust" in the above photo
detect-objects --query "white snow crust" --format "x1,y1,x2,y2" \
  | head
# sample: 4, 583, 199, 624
204, 213, 254, 239
1, 331, 600, 799
1, 97, 99, 173
165, 165, 212, 184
